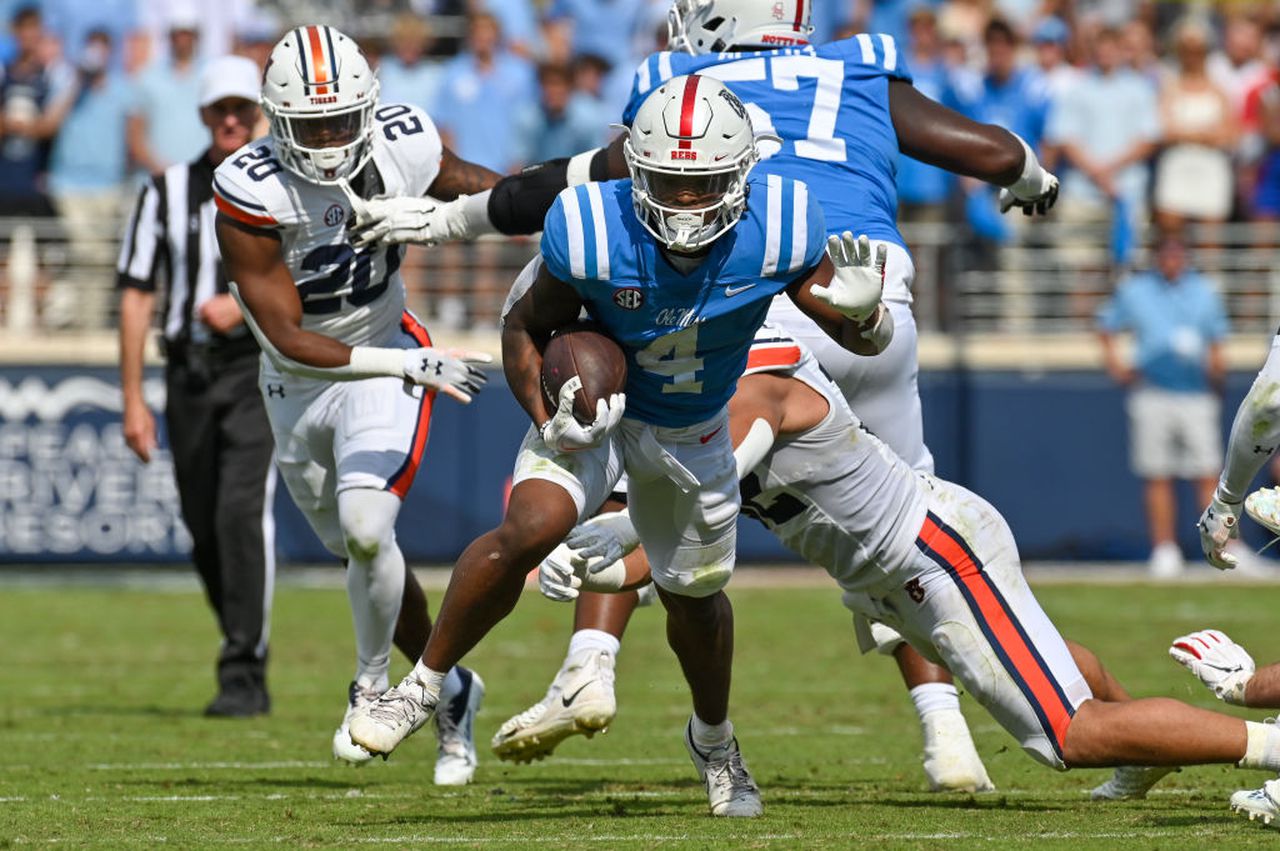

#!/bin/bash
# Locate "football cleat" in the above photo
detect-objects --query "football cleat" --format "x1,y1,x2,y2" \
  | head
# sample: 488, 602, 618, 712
1230, 779, 1280, 825
434, 668, 484, 786
684, 721, 763, 818
348, 671, 437, 756
1246, 487, 1280, 536
491, 649, 617, 763
1090, 765, 1178, 800
333, 680, 381, 765
920, 709, 995, 792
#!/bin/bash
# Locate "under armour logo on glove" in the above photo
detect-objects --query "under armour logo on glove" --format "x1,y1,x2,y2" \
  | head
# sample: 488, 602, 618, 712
401, 347, 492, 404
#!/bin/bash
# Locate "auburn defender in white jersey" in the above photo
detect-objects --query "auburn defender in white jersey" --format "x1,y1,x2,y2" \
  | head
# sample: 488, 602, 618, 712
538, 327, 1280, 785
213, 26, 497, 785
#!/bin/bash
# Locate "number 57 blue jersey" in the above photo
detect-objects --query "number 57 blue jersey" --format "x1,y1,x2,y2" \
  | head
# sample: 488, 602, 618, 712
623, 36, 911, 249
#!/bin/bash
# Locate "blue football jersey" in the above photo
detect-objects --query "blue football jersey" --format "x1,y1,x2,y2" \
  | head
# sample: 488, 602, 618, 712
540, 174, 825, 427
623, 36, 911, 247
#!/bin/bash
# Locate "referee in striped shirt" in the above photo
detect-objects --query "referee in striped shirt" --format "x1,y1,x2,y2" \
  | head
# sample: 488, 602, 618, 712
117, 56, 276, 718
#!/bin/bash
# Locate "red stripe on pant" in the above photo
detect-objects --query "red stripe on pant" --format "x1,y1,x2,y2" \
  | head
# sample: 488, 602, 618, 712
917, 513, 1074, 755
385, 312, 436, 499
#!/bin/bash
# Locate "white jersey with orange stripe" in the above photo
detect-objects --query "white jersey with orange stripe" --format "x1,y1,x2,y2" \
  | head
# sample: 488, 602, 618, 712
213, 103, 443, 354
741, 327, 928, 593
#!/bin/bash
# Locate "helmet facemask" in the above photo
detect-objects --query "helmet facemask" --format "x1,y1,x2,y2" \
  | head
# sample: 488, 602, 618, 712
263, 84, 377, 185
624, 135, 756, 253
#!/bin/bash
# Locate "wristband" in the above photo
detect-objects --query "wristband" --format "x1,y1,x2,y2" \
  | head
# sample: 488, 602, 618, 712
348, 346, 407, 378
1006, 133, 1047, 198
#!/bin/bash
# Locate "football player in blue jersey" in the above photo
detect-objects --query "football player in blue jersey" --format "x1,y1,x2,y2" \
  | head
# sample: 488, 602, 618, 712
346, 75, 894, 817
347, 0, 1060, 795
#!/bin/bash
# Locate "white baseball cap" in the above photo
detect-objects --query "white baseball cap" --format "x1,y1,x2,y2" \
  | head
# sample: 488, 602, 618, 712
199, 55, 261, 108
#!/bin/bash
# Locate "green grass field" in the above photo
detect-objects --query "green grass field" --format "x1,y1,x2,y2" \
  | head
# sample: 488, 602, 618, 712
1, 577, 1278, 848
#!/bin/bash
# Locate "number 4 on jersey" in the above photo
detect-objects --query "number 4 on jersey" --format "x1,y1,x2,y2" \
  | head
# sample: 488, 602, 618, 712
636, 325, 704, 394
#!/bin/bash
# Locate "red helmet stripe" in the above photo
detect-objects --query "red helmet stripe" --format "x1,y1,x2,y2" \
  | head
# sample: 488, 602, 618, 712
793, 0, 805, 32
306, 25, 330, 95
677, 75, 700, 150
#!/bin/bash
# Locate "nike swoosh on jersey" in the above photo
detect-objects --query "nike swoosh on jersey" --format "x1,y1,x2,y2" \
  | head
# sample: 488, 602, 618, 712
724, 283, 756, 296
699, 425, 724, 444
561, 681, 595, 708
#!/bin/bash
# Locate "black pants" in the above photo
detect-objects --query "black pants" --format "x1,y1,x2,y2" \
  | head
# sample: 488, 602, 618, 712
165, 352, 275, 693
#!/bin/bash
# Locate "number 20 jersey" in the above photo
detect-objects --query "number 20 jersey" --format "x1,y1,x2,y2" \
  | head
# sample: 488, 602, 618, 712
623, 36, 911, 251
212, 103, 443, 350
540, 174, 825, 428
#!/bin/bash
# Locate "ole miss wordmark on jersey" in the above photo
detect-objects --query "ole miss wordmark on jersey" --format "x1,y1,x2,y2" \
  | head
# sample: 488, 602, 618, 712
540, 174, 825, 428
624, 37, 911, 248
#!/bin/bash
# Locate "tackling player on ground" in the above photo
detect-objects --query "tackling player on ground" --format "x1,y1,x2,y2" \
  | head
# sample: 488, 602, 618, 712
347, 0, 1057, 793
345, 75, 893, 817
213, 26, 495, 784
534, 324, 1280, 791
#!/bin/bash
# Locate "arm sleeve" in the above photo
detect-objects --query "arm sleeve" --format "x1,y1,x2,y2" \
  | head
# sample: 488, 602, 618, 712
116, 178, 163, 291
1218, 335, 1280, 503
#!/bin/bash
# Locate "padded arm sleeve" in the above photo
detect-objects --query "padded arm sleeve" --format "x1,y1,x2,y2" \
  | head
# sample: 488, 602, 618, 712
1219, 335, 1280, 503
487, 148, 610, 235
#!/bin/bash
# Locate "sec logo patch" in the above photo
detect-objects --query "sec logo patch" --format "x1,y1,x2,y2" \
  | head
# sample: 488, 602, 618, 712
614, 288, 644, 310
324, 203, 345, 227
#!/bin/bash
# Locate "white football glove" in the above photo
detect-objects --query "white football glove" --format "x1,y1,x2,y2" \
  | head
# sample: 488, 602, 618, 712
1245, 486, 1280, 536
538, 542, 583, 602
539, 378, 625, 452
1169, 628, 1255, 706
810, 232, 886, 322
342, 182, 477, 248
998, 135, 1060, 216
402, 348, 491, 403
537, 511, 638, 601
1197, 491, 1242, 570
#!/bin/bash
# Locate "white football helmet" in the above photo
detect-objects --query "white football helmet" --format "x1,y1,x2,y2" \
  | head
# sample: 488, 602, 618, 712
261, 25, 379, 185
623, 74, 759, 252
667, 0, 813, 54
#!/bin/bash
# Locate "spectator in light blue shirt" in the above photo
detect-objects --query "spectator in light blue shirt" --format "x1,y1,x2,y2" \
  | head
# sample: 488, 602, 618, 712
1097, 232, 1229, 577
475, 0, 541, 58
127, 16, 206, 175
47, 28, 134, 326
39, 0, 138, 72
1044, 27, 1160, 223
433, 12, 535, 174
376, 14, 444, 117
962, 18, 1050, 241
897, 5, 961, 221
545, 0, 649, 75
514, 63, 606, 167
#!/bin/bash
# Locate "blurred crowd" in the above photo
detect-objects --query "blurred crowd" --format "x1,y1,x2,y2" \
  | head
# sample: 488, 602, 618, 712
5, 0, 1280, 327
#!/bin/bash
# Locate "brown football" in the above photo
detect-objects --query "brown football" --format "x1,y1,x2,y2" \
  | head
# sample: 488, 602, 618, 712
541, 321, 628, 424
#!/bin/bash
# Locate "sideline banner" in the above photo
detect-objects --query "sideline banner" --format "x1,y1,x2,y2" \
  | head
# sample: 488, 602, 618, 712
0, 368, 189, 561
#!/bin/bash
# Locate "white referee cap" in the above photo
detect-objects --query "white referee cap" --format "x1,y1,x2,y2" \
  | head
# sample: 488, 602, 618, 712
200, 55, 261, 107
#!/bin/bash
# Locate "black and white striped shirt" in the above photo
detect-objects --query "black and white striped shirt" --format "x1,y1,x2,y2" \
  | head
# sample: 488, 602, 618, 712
117, 150, 250, 348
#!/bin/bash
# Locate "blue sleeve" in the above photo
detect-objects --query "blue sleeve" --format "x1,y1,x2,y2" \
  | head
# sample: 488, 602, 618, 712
1096, 283, 1132, 332
539, 190, 583, 294
831, 34, 912, 84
